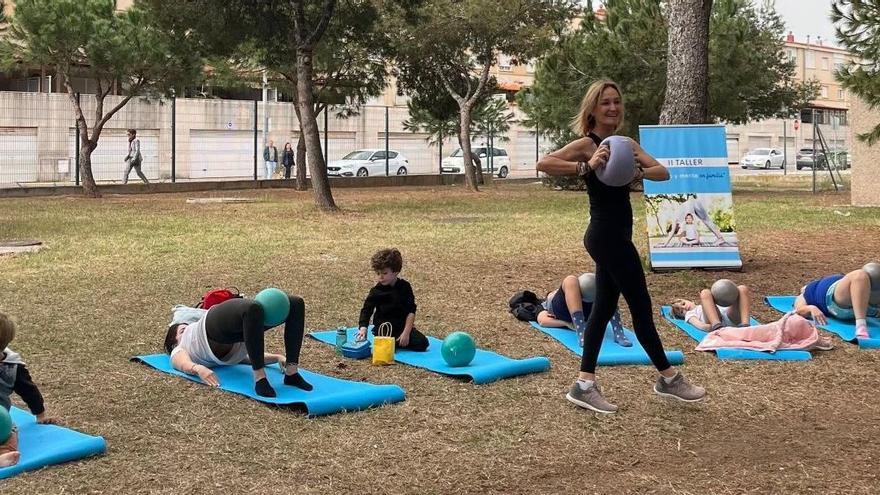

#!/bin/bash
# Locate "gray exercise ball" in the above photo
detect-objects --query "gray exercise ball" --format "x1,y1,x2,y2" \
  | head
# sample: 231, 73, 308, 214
710, 279, 739, 307
864, 262, 880, 305
597, 136, 636, 187
578, 272, 597, 303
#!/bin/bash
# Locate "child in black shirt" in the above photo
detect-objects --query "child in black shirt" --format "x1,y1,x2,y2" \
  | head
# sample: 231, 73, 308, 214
356, 249, 429, 351
1, 312, 54, 468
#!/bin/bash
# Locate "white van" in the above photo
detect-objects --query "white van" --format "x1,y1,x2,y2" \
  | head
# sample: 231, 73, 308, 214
441, 146, 510, 178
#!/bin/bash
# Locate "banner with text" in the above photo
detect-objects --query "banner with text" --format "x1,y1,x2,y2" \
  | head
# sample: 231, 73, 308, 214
638, 124, 742, 270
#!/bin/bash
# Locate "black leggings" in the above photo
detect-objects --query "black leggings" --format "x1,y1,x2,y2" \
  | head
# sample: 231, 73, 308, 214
204, 295, 305, 370
580, 227, 671, 374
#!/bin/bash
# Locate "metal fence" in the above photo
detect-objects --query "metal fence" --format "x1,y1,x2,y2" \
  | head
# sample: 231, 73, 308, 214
0, 91, 554, 187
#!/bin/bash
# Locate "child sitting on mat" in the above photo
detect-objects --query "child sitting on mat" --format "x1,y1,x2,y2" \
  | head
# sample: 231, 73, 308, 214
356, 248, 429, 351
680, 213, 700, 246
537, 275, 632, 348
795, 269, 880, 339
0, 312, 55, 468
670, 283, 751, 331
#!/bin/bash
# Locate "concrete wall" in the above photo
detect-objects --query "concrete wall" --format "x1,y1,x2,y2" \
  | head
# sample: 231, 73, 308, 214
850, 97, 880, 207
0, 91, 548, 185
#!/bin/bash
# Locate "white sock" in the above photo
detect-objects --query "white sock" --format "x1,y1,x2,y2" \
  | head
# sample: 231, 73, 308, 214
576, 379, 594, 390
662, 372, 679, 384
856, 318, 867, 328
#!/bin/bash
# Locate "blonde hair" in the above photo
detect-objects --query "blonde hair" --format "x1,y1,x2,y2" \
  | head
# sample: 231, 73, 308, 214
571, 80, 624, 137
670, 299, 690, 319
0, 313, 15, 350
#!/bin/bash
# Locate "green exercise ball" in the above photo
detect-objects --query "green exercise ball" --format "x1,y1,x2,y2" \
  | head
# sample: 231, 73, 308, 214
254, 288, 290, 327
0, 407, 12, 444
441, 331, 476, 367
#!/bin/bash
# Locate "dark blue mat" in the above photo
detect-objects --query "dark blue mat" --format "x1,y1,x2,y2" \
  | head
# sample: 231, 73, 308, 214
765, 296, 880, 349
660, 305, 812, 361
133, 354, 405, 416
0, 407, 106, 480
309, 328, 551, 385
529, 321, 685, 366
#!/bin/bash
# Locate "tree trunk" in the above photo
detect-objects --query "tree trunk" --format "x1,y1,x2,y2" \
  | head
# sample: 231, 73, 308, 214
296, 48, 337, 211
659, 0, 713, 124
458, 106, 478, 191
79, 139, 100, 198
295, 132, 307, 191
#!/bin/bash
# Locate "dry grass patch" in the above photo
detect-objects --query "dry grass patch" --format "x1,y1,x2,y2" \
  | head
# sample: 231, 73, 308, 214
0, 183, 878, 494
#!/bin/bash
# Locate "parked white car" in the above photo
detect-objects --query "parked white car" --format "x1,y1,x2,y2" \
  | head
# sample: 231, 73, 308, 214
441, 146, 510, 178
327, 149, 409, 177
740, 148, 785, 169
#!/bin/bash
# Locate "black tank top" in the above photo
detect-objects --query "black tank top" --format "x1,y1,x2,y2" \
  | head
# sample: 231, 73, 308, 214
585, 132, 633, 234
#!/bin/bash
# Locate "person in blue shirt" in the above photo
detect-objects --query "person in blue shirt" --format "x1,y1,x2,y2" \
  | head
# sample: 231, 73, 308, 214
795, 268, 879, 339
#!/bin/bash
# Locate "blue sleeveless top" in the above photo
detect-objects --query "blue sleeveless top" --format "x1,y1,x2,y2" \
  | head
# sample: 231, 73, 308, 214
803, 274, 844, 314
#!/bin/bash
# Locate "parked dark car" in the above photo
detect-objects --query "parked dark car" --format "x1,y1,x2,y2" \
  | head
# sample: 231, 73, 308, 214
796, 147, 826, 170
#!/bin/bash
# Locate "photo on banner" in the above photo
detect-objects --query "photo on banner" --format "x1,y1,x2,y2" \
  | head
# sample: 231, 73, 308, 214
638, 124, 743, 270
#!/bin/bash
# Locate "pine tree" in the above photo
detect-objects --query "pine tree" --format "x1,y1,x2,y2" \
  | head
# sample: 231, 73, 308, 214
833, 0, 880, 144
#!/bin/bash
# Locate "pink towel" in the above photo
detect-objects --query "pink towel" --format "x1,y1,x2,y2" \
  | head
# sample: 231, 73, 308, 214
696, 313, 829, 352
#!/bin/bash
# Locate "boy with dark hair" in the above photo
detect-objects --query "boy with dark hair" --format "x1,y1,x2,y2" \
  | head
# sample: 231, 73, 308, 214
356, 248, 429, 351
1, 312, 54, 467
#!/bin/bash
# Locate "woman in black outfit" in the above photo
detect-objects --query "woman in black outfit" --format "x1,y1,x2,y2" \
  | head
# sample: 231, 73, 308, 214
537, 80, 706, 414
282, 142, 295, 179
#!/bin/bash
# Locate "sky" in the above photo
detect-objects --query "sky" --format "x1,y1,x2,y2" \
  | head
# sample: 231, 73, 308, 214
765, 0, 839, 46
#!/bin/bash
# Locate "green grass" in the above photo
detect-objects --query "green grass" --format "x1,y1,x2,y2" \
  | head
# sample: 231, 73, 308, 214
1, 183, 879, 494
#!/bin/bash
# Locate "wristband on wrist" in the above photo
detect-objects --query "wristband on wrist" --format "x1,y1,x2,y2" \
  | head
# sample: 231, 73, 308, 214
576, 161, 590, 176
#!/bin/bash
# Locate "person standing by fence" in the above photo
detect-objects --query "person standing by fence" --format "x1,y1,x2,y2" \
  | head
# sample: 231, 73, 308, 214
263, 140, 278, 179
122, 129, 149, 184
281, 142, 295, 179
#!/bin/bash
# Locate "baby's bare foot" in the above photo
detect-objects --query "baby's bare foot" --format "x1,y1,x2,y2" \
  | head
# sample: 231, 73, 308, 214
0, 450, 21, 467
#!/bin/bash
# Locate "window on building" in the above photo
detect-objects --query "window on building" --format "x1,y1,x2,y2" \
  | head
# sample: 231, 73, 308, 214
838, 111, 848, 126
820, 86, 828, 98
822, 57, 829, 70
838, 88, 844, 100
834, 55, 846, 70
805, 51, 815, 69
786, 49, 796, 62
498, 54, 512, 72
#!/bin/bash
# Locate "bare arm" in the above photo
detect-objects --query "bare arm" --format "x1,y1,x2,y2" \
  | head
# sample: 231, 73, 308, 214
686, 316, 711, 331
170, 349, 220, 386
630, 139, 670, 181
537, 311, 574, 330
536, 138, 604, 176
794, 295, 827, 325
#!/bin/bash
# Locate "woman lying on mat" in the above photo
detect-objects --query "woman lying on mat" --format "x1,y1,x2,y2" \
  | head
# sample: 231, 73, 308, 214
795, 268, 880, 339
670, 284, 751, 331
163, 295, 312, 398
537, 274, 631, 347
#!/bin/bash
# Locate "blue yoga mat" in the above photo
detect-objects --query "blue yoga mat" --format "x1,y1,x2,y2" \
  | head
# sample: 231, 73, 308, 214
660, 305, 813, 361
133, 354, 405, 416
0, 407, 106, 480
765, 296, 880, 349
309, 329, 551, 385
529, 321, 685, 366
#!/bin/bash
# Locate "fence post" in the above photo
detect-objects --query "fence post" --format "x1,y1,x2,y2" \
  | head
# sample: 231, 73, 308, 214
782, 118, 787, 176
811, 109, 816, 194
385, 106, 390, 176
535, 125, 540, 178
253, 99, 259, 181
439, 133, 443, 175
171, 95, 176, 183
75, 92, 81, 186
323, 106, 329, 164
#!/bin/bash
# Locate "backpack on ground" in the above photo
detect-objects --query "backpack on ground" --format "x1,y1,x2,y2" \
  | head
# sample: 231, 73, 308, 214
196, 287, 242, 309
508, 290, 544, 322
